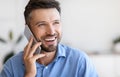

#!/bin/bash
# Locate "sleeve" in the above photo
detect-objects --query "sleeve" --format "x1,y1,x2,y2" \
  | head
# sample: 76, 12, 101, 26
0, 59, 13, 77
78, 53, 98, 77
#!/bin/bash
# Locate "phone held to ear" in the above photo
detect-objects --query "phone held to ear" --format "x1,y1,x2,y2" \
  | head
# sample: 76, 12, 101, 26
24, 25, 41, 54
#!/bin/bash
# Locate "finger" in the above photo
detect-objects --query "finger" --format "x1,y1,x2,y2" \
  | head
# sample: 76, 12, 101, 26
29, 42, 42, 57
32, 54, 45, 61
24, 36, 33, 58
27, 36, 34, 49
23, 45, 30, 59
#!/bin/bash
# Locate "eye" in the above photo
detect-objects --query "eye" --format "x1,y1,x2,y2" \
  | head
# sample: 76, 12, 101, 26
38, 23, 46, 27
53, 21, 60, 25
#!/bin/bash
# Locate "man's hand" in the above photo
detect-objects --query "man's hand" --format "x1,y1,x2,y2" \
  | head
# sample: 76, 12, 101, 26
23, 37, 45, 77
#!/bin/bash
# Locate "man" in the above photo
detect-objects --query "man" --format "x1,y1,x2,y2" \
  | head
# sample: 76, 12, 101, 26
0, 0, 98, 77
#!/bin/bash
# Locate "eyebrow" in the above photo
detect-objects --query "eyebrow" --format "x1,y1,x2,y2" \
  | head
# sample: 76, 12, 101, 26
35, 21, 46, 25
54, 20, 60, 22
35, 19, 60, 25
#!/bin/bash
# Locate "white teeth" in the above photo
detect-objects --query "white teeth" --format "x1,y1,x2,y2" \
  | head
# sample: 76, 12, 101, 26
45, 37, 55, 41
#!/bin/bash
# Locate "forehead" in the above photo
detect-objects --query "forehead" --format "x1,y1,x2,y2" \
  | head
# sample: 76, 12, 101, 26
29, 8, 60, 22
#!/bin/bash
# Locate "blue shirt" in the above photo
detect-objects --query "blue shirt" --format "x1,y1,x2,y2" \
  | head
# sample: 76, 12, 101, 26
0, 44, 98, 77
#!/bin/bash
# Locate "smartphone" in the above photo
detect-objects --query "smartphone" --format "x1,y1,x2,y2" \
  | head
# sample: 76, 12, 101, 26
24, 25, 41, 54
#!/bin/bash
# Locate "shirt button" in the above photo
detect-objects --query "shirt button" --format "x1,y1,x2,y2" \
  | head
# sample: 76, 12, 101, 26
45, 66, 48, 69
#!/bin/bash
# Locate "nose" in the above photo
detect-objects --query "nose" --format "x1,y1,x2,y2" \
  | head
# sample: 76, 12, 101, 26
46, 24, 55, 35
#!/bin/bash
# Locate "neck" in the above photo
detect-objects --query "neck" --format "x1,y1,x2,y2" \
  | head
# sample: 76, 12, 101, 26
37, 50, 56, 66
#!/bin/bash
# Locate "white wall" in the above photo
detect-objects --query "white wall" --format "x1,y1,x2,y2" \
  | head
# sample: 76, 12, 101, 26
0, 0, 28, 70
60, 0, 120, 54
90, 54, 120, 77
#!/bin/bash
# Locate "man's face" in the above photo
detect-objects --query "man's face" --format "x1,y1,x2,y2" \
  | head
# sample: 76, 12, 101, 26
29, 8, 62, 52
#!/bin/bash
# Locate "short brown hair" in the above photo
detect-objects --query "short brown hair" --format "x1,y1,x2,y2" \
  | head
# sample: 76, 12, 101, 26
24, 0, 61, 25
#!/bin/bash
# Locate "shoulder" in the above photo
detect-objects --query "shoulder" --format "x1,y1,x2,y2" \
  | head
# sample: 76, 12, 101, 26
58, 44, 98, 76
4, 51, 23, 66
1, 52, 24, 77
9, 51, 23, 61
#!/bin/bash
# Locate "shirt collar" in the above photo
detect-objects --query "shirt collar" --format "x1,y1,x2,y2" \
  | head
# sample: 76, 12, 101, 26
56, 44, 66, 58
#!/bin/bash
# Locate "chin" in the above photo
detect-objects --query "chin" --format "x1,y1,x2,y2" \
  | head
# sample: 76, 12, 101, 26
41, 44, 58, 52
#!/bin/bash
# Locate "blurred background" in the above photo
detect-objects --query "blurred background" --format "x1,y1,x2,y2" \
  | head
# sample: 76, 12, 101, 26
0, 0, 120, 77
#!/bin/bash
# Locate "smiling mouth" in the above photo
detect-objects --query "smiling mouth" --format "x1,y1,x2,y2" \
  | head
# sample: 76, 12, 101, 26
45, 37, 56, 41
43, 36, 57, 45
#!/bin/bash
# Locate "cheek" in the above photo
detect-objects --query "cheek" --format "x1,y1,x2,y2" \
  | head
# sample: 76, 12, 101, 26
33, 29, 44, 40
57, 28, 62, 37
58, 26, 62, 33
